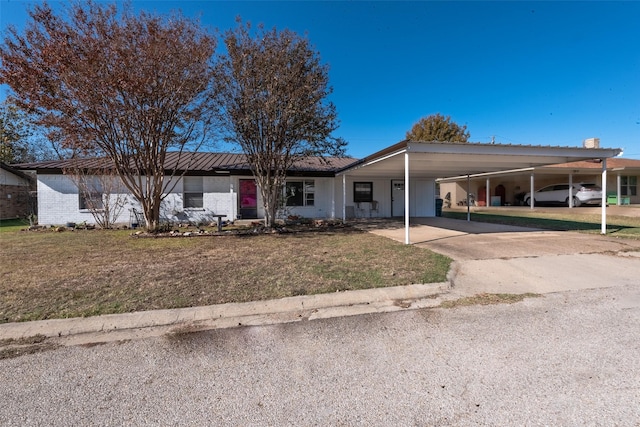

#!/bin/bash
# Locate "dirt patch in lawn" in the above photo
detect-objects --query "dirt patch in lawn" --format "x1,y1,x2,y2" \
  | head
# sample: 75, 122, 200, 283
439, 293, 541, 308
0, 335, 60, 359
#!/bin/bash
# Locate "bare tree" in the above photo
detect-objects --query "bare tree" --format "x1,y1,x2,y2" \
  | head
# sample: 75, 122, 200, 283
215, 20, 346, 228
406, 113, 470, 143
0, 2, 218, 231
63, 161, 128, 229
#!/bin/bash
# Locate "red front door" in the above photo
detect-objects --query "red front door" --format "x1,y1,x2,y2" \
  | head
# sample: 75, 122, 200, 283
239, 179, 258, 219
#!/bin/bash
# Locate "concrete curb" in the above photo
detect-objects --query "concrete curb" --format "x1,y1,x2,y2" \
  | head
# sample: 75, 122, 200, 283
0, 282, 450, 346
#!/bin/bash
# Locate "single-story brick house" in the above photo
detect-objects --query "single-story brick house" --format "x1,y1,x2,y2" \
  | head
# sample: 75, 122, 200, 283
11, 152, 356, 227
0, 162, 35, 220
13, 141, 625, 241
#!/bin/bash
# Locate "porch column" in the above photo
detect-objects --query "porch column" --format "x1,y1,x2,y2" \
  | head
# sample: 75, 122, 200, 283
342, 174, 346, 222
530, 173, 535, 209
331, 176, 336, 219
601, 159, 607, 234
568, 174, 573, 208
229, 176, 235, 220
484, 178, 491, 207
616, 174, 622, 206
405, 151, 410, 244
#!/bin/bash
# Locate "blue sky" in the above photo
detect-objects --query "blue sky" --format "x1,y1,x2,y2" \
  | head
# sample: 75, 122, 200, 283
1, 1, 639, 159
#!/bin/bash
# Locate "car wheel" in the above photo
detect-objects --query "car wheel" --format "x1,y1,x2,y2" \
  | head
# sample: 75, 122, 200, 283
525, 197, 531, 207
572, 197, 581, 207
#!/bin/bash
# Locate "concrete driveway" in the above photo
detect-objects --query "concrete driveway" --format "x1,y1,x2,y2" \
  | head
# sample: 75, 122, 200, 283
368, 217, 640, 296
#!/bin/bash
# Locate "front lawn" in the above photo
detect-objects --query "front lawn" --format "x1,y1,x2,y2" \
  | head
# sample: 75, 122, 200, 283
0, 225, 451, 323
0, 218, 32, 233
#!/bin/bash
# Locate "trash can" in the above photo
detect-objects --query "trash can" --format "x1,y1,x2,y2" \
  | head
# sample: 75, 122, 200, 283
435, 198, 443, 217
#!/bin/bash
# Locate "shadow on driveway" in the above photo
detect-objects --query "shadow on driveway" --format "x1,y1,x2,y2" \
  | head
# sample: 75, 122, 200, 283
358, 216, 640, 296
358, 217, 640, 261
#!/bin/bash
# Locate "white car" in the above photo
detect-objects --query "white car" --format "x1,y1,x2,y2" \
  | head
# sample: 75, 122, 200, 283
524, 183, 602, 207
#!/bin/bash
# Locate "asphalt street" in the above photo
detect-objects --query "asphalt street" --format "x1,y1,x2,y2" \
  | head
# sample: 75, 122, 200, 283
2, 284, 639, 426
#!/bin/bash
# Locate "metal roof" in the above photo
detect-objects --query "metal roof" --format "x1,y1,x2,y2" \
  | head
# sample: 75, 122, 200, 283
12, 152, 358, 175
12, 142, 627, 179
1, 162, 35, 182
545, 158, 640, 170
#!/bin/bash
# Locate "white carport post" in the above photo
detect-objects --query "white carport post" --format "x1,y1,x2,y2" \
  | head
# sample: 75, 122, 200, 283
530, 173, 535, 209
616, 174, 622, 206
342, 174, 346, 222
466, 175, 471, 221
486, 178, 490, 207
601, 158, 607, 234
568, 174, 573, 208
404, 151, 410, 244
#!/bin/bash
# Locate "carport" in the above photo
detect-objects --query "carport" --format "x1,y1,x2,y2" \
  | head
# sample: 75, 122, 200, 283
337, 141, 622, 244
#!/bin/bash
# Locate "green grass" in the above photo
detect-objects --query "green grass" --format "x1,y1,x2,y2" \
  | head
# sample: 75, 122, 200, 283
442, 209, 640, 238
0, 218, 31, 233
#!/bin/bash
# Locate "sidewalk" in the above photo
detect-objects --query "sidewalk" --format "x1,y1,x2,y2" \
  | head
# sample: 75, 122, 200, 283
0, 282, 449, 346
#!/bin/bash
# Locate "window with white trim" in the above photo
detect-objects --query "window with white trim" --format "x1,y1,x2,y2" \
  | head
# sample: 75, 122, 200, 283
79, 191, 104, 210
621, 176, 637, 196
284, 180, 315, 206
77, 176, 104, 210
183, 176, 204, 209
354, 182, 373, 203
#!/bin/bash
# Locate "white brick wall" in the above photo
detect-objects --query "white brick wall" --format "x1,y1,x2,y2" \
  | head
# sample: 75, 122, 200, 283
38, 175, 89, 225
37, 174, 241, 226
40, 173, 447, 226
36, 173, 441, 226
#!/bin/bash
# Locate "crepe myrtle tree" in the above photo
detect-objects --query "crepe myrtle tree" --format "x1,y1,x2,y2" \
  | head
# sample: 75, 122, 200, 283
63, 159, 128, 229
0, 1, 219, 231
215, 20, 346, 228
405, 113, 470, 143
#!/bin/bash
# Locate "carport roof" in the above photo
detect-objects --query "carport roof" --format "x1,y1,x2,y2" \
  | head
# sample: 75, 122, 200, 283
545, 157, 640, 172
337, 141, 623, 179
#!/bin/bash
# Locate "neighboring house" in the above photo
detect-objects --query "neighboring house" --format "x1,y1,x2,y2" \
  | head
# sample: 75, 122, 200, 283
0, 162, 35, 220
439, 157, 640, 207
13, 142, 624, 240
